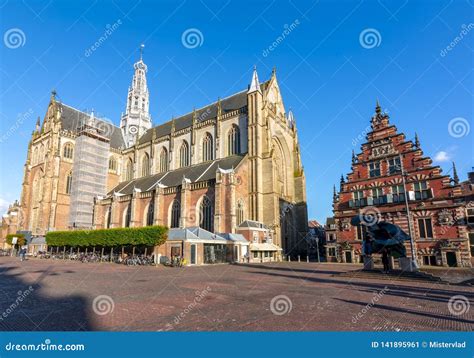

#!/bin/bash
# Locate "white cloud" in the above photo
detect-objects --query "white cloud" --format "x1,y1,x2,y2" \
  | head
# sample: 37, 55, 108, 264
0, 198, 10, 215
434, 151, 451, 162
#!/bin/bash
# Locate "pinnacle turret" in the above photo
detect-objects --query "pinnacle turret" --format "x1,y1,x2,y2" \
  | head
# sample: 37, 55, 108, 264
120, 45, 152, 148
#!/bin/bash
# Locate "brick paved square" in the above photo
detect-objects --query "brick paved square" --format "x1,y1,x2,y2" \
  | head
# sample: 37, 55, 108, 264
0, 258, 472, 331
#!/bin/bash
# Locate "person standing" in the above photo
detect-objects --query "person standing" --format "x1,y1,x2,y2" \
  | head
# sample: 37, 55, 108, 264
19, 247, 26, 262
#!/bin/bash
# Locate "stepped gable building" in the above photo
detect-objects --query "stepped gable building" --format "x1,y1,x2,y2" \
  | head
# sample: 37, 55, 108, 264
329, 102, 471, 267
3, 50, 308, 257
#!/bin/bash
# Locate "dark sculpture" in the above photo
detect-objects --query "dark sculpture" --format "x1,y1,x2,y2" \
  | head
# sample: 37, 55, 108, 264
350, 214, 410, 258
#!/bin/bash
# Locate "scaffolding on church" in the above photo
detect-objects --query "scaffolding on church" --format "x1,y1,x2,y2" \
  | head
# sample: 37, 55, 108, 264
69, 113, 111, 229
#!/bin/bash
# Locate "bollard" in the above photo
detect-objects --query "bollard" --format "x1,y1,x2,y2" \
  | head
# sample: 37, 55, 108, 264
306, 256, 309, 263
298, 255, 300, 262
288, 256, 291, 262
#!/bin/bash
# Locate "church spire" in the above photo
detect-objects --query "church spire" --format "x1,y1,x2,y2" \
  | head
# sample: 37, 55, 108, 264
414, 132, 420, 149
120, 44, 152, 148
248, 65, 261, 93
340, 174, 345, 191
452, 162, 459, 184
375, 99, 381, 114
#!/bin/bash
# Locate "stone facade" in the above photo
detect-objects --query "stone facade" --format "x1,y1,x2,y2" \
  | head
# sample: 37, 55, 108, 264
3, 53, 308, 256
331, 102, 471, 267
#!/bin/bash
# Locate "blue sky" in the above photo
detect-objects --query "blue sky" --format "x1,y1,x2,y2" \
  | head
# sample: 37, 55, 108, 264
0, 0, 472, 223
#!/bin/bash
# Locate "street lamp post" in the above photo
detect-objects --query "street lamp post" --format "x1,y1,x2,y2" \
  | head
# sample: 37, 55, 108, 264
398, 154, 419, 271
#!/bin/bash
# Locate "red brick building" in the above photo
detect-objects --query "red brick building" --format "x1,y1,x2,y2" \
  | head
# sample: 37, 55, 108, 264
329, 102, 471, 267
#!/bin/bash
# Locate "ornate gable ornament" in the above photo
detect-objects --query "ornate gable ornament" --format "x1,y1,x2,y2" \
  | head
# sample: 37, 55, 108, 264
369, 143, 395, 159
437, 209, 455, 226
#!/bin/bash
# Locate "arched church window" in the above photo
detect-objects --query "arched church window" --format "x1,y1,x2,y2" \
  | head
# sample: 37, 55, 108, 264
199, 196, 213, 232
146, 200, 154, 226
159, 147, 168, 173
141, 153, 150, 177
236, 200, 244, 226
124, 203, 132, 228
106, 206, 112, 229
202, 133, 214, 162
179, 141, 190, 168
65, 171, 73, 194
109, 156, 117, 172
125, 159, 133, 181
170, 200, 181, 228
63, 143, 74, 159
227, 125, 240, 156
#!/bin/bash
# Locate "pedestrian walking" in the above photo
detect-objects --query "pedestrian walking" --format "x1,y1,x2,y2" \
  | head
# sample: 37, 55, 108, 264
19, 248, 26, 262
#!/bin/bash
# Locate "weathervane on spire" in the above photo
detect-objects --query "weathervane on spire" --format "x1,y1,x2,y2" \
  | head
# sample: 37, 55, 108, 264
139, 44, 145, 61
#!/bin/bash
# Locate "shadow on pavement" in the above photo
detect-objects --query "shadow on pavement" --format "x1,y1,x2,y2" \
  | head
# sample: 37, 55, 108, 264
335, 298, 474, 325
0, 261, 93, 331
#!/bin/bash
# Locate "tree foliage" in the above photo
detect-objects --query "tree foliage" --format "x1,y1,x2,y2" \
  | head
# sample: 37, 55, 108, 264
46, 226, 168, 247
6, 234, 26, 246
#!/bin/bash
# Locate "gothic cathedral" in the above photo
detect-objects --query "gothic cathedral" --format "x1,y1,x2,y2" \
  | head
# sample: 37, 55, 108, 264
7, 51, 308, 255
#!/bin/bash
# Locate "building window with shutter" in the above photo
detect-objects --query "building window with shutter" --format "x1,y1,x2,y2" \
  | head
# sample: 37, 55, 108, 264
391, 184, 405, 203
369, 162, 381, 177
388, 157, 401, 174
418, 218, 433, 239
372, 187, 386, 205
353, 190, 365, 207
356, 224, 367, 241
414, 181, 431, 200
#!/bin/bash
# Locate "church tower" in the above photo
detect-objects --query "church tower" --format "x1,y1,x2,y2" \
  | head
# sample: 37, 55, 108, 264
120, 44, 152, 147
